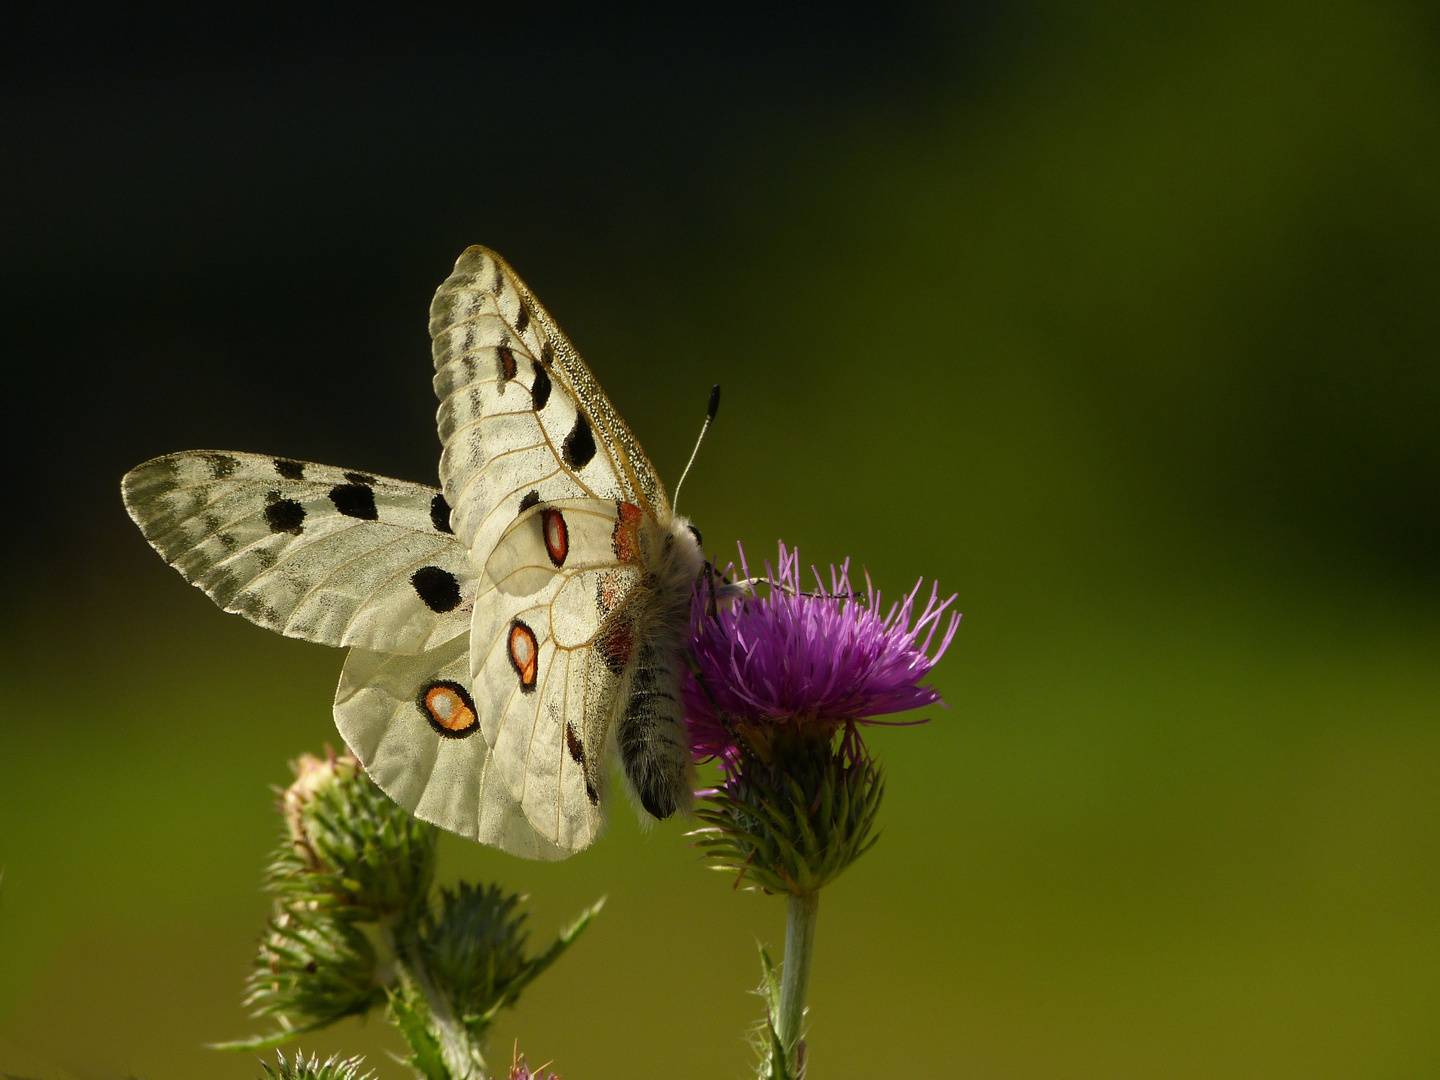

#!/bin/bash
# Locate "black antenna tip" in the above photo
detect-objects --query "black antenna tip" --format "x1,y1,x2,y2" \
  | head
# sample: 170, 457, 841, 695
707, 384, 722, 421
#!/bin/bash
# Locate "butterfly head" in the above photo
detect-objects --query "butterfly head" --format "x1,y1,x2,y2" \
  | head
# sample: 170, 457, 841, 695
662, 513, 707, 585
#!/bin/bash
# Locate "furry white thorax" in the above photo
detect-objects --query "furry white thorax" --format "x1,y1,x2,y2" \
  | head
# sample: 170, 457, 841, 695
655, 513, 707, 616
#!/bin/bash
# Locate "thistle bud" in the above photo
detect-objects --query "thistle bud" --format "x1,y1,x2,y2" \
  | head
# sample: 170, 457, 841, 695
258, 1051, 377, 1080
695, 724, 883, 895
273, 746, 436, 922
282, 749, 360, 864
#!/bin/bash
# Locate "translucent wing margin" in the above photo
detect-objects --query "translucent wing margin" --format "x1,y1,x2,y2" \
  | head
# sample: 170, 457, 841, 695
122, 450, 475, 654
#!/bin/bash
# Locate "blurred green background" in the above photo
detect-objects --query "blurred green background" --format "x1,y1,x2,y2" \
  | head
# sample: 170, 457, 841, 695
3, 2, 1439, 1076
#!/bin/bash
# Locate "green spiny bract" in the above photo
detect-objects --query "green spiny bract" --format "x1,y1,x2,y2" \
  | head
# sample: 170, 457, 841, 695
692, 726, 884, 896
258, 1051, 378, 1080
275, 753, 437, 923
241, 906, 389, 1037
420, 884, 605, 1040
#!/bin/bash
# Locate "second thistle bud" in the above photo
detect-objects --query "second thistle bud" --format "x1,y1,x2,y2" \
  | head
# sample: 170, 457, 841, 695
275, 747, 436, 921
283, 750, 360, 859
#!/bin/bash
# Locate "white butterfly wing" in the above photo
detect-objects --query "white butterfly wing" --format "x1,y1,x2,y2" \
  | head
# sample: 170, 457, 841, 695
335, 634, 566, 860
123, 451, 474, 654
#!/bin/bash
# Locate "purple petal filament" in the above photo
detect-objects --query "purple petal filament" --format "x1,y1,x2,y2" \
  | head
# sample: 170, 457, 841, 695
684, 543, 960, 760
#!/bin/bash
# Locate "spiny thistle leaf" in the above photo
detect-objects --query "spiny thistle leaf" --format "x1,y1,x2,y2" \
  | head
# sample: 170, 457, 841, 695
212, 1016, 335, 1053
752, 945, 798, 1080
526, 895, 605, 981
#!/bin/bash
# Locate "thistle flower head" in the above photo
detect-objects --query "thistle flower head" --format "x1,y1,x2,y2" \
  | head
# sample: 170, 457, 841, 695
685, 543, 960, 895
684, 543, 960, 762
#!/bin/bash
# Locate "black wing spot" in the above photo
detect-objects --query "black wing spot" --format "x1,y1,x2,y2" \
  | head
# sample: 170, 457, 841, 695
202, 453, 238, 480
330, 483, 378, 520
562, 412, 597, 470
514, 299, 530, 334
274, 459, 305, 480
565, 723, 585, 765
264, 497, 306, 535
531, 363, 551, 411
541, 341, 554, 367
585, 780, 600, 805
344, 471, 377, 485
411, 566, 462, 613
430, 493, 453, 534
497, 344, 517, 381
518, 489, 541, 513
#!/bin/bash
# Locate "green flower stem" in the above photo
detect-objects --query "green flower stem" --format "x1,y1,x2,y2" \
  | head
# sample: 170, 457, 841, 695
777, 890, 819, 1070
399, 926, 485, 1080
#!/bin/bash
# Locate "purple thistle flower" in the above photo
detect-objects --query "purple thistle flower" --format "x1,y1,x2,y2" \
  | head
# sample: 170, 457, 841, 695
684, 542, 960, 762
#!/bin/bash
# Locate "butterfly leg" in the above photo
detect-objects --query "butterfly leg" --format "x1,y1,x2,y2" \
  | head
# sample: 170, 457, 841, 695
683, 650, 740, 741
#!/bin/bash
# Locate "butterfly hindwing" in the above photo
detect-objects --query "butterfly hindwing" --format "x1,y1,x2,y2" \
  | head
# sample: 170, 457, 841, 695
467, 498, 646, 852
123, 450, 475, 653
334, 634, 566, 860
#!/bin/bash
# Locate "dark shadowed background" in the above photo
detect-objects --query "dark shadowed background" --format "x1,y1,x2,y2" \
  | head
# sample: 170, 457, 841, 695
2, 2, 1439, 1077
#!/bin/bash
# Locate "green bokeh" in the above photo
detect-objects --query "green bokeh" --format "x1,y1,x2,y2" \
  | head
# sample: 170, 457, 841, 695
4, 3, 1440, 1077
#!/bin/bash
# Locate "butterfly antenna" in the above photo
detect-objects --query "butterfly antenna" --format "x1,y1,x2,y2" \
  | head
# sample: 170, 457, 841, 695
672, 383, 721, 513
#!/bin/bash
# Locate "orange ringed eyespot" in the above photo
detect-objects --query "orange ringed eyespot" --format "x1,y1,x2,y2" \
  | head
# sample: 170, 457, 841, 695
508, 621, 539, 692
418, 680, 477, 738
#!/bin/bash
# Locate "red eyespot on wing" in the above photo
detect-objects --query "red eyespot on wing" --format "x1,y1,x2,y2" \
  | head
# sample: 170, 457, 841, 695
612, 501, 643, 563
542, 508, 568, 567
419, 680, 478, 738
508, 620, 539, 692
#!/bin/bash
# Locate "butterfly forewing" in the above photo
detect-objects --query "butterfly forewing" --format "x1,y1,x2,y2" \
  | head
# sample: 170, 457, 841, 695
429, 248, 671, 538
123, 451, 475, 653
